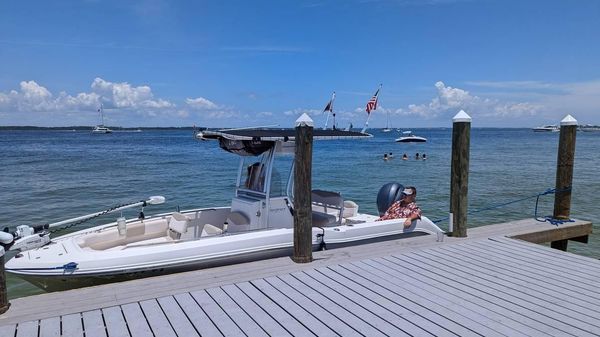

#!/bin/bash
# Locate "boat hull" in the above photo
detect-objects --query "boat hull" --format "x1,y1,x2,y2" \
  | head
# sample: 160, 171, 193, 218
395, 137, 427, 143
6, 214, 443, 292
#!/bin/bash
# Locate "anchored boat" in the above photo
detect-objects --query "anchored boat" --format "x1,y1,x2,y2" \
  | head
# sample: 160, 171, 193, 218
532, 125, 559, 132
395, 130, 427, 143
91, 105, 112, 134
3, 127, 444, 291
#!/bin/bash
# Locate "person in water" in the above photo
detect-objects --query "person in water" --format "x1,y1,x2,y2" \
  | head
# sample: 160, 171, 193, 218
383, 153, 389, 160
377, 186, 422, 228
389, 152, 394, 158
422, 153, 427, 160
415, 153, 420, 160
402, 153, 408, 160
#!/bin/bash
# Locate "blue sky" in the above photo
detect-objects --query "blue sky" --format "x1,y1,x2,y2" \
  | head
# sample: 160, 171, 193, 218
1, 0, 599, 128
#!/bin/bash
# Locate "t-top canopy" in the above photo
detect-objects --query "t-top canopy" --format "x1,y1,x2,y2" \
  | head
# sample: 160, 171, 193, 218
202, 128, 372, 156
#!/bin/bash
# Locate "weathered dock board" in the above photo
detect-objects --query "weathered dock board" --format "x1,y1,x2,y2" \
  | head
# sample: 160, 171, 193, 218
0, 218, 595, 336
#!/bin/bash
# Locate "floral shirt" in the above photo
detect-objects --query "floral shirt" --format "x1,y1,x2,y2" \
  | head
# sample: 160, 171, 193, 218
377, 201, 422, 221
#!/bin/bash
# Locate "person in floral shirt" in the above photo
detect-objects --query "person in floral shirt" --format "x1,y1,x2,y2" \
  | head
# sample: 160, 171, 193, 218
377, 186, 421, 228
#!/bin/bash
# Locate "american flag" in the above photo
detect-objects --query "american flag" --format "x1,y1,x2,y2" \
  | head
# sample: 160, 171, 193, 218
366, 88, 380, 114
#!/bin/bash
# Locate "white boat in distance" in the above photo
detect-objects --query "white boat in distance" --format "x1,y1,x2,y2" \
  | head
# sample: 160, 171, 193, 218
395, 130, 427, 143
532, 125, 559, 132
4, 128, 444, 291
579, 124, 600, 132
92, 125, 112, 134
92, 105, 112, 134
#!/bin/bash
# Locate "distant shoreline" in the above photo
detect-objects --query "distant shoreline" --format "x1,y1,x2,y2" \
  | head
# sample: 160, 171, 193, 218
0, 126, 537, 131
0, 126, 199, 131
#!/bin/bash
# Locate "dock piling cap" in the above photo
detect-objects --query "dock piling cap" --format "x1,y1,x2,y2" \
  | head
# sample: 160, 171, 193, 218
452, 110, 472, 123
295, 113, 314, 127
560, 114, 578, 126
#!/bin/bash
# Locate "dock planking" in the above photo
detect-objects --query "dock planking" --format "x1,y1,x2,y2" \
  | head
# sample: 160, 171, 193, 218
0, 218, 598, 337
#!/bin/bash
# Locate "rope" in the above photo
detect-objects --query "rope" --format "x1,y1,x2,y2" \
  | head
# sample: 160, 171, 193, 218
432, 187, 573, 225
534, 188, 575, 226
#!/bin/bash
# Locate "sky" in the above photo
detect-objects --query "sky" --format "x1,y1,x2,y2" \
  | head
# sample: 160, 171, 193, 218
1, 0, 600, 128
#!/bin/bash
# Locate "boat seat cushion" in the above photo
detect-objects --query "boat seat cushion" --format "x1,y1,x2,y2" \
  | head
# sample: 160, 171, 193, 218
169, 212, 190, 235
311, 189, 344, 227
201, 224, 223, 237
227, 211, 250, 226
312, 211, 338, 227
78, 218, 168, 250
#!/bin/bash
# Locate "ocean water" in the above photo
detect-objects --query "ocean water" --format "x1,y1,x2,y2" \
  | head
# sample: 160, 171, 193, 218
1, 128, 599, 299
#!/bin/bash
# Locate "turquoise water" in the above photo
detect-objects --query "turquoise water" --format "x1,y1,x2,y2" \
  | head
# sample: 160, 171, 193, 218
1, 128, 599, 298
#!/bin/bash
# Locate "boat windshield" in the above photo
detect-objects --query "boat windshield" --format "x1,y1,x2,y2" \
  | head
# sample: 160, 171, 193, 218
240, 155, 270, 193
237, 148, 293, 197
270, 152, 293, 197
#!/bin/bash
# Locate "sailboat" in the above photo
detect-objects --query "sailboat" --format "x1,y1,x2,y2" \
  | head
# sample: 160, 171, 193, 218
92, 105, 112, 134
382, 111, 392, 132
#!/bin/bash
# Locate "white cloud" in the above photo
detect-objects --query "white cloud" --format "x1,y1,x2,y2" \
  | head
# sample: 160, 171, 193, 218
396, 81, 541, 120
0, 78, 174, 114
91, 77, 174, 109
283, 108, 321, 117
0, 80, 102, 112
184, 96, 240, 119
464, 79, 600, 123
185, 97, 219, 110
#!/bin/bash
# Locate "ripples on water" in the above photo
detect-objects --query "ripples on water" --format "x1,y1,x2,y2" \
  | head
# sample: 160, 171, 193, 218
1, 128, 599, 298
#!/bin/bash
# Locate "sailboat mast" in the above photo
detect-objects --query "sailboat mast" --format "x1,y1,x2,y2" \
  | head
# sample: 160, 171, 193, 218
100, 104, 104, 126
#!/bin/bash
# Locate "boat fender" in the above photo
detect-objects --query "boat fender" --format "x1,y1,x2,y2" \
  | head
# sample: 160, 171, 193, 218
0, 231, 13, 245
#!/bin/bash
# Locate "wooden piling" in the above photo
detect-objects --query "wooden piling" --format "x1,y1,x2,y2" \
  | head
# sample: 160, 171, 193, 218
292, 114, 313, 263
551, 114, 578, 251
0, 247, 10, 314
449, 110, 471, 237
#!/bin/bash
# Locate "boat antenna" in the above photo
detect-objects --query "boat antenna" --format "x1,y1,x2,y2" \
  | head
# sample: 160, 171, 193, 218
362, 84, 381, 133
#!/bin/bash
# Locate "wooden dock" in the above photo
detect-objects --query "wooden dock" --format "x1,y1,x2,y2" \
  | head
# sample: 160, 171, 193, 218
0, 218, 595, 336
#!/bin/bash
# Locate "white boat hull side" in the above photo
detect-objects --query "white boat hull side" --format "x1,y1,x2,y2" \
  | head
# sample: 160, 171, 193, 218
395, 136, 427, 143
6, 215, 443, 291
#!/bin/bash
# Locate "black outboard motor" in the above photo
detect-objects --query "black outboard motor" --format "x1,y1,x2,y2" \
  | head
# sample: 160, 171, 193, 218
376, 182, 404, 216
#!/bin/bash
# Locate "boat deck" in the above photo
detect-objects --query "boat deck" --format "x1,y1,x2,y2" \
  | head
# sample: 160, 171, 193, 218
0, 218, 595, 336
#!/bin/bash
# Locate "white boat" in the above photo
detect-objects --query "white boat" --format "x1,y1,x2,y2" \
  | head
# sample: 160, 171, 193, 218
395, 130, 427, 143
532, 125, 559, 132
3, 128, 444, 291
92, 105, 112, 134
579, 124, 600, 132
92, 125, 112, 134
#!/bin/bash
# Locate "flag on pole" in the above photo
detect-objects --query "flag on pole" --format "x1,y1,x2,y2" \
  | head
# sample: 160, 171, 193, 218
362, 84, 381, 133
323, 91, 336, 130
323, 92, 335, 113
366, 87, 380, 114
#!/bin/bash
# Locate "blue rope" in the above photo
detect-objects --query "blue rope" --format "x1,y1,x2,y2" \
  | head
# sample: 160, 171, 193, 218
534, 188, 575, 226
432, 187, 573, 226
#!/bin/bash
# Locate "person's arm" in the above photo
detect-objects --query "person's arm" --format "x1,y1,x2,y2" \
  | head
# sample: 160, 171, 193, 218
402, 204, 422, 227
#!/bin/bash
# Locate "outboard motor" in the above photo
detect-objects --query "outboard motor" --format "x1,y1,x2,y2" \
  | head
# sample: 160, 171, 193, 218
376, 182, 404, 216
